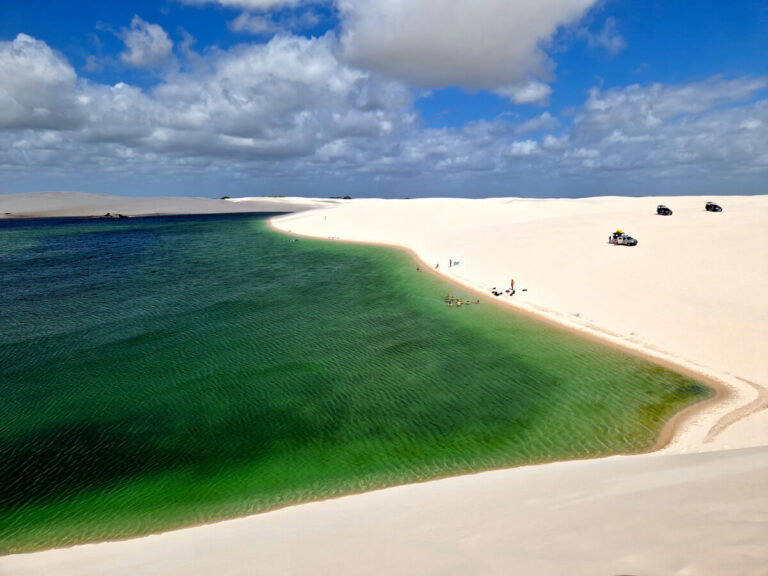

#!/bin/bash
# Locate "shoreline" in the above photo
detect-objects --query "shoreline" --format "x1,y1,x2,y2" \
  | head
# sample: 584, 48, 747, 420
269, 218, 729, 455
272, 195, 767, 455
3, 447, 765, 575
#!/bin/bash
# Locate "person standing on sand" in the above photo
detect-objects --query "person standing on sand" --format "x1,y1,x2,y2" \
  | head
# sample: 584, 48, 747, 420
510, 279, 515, 294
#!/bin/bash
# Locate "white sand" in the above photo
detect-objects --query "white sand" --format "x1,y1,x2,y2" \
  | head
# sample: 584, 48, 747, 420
2, 194, 767, 575
0, 191, 340, 218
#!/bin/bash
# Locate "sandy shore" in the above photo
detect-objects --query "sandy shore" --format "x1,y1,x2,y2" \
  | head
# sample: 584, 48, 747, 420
2, 193, 766, 575
274, 195, 768, 453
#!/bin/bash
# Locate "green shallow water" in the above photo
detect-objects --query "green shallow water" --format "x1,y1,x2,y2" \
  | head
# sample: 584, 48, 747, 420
0, 213, 711, 554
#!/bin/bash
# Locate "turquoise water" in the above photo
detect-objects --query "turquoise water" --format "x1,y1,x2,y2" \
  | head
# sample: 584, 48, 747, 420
0, 213, 711, 553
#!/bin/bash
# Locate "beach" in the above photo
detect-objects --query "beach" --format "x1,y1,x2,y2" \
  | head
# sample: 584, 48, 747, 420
274, 195, 768, 453
1, 193, 766, 575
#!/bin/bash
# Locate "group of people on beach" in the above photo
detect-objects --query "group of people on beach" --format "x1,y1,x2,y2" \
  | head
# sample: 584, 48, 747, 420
416, 262, 516, 305
445, 294, 480, 308
491, 279, 516, 297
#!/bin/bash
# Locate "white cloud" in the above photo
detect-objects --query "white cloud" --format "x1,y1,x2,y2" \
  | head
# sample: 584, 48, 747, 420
509, 140, 540, 156
577, 77, 768, 134
229, 9, 321, 35
740, 119, 762, 130
581, 17, 626, 55
562, 79, 768, 174
120, 16, 174, 69
566, 147, 599, 159
0, 34, 82, 130
605, 130, 652, 144
2, 35, 767, 196
338, 0, 597, 89
1, 33, 412, 171
515, 112, 560, 134
542, 134, 569, 150
495, 81, 553, 105
230, 13, 275, 34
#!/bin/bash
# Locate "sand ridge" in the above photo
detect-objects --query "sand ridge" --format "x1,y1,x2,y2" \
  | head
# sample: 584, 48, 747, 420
0, 191, 341, 218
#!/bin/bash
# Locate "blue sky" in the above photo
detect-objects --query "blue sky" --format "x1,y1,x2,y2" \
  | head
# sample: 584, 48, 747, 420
1, 0, 766, 197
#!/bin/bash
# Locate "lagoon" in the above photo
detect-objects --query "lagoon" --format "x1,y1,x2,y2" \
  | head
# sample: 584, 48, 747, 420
0, 213, 710, 553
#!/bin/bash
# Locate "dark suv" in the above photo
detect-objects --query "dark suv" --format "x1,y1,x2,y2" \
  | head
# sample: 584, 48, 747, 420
705, 202, 722, 212
657, 205, 673, 215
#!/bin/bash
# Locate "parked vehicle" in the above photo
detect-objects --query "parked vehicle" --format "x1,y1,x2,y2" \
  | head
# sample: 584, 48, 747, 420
656, 204, 673, 215
609, 230, 638, 246
705, 202, 722, 212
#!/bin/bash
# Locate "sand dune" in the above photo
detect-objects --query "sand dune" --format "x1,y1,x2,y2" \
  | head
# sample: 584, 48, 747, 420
0, 191, 340, 218
2, 193, 766, 575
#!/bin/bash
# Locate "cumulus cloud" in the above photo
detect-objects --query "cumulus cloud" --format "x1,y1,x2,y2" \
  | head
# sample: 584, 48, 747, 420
509, 140, 540, 156
120, 16, 174, 69
515, 112, 560, 134
496, 81, 553, 105
576, 77, 768, 133
0, 34, 82, 130
2, 34, 767, 196
542, 134, 569, 150
558, 78, 768, 175
338, 0, 597, 90
0, 33, 412, 171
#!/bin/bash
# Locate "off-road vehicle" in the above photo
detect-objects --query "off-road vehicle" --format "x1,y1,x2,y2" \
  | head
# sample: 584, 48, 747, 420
705, 202, 722, 212
609, 230, 638, 246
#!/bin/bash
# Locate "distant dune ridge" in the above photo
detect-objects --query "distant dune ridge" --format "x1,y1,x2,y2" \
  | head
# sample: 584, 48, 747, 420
1, 192, 766, 576
0, 191, 340, 218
